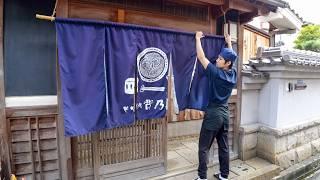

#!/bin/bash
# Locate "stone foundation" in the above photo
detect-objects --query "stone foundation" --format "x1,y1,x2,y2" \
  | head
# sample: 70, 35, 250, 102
239, 124, 259, 161
168, 119, 202, 138
240, 119, 320, 170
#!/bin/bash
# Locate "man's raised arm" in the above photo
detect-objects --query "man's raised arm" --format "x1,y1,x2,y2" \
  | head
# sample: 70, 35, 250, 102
195, 31, 210, 69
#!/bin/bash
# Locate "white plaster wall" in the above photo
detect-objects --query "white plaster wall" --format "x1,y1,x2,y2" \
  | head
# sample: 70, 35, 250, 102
241, 75, 320, 129
258, 79, 281, 128
277, 79, 320, 128
241, 90, 259, 125
5, 96, 58, 107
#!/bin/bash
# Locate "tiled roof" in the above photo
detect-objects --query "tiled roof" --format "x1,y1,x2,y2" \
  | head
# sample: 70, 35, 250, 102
287, 6, 304, 24
246, 0, 304, 24
242, 64, 269, 78
264, 0, 289, 8
248, 47, 320, 67
246, 0, 289, 9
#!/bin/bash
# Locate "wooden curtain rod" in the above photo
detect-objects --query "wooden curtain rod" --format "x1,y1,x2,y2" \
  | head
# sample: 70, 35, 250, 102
36, 0, 57, 21
36, 14, 55, 21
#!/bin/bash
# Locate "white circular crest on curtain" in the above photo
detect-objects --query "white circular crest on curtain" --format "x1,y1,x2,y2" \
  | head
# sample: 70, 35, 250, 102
137, 47, 168, 82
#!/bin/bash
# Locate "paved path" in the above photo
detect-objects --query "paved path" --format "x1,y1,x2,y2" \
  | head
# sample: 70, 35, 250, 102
150, 137, 279, 180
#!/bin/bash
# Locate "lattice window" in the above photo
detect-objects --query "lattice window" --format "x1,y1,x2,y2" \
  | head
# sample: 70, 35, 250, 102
8, 114, 60, 179
98, 0, 208, 21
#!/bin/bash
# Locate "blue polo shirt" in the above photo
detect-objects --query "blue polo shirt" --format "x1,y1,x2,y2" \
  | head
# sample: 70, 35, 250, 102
202, 62, 237, 130
205, 62, 237, 106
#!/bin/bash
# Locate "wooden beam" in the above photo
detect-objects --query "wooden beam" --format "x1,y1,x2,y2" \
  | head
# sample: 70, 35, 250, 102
0, 0, 11, 175
174, 0, 224, 6
212, 0, 232, 19
69, 1, 211, 32
239, 11, 258, 25
213, 0, 270, 20
171, 0, 213, 6
196, 0, 224, 5
56, 1, 73, 180
258, 6, 270, 16
231, 0, 257, 13
244, 24, 270, 38
234, 0, 271, 15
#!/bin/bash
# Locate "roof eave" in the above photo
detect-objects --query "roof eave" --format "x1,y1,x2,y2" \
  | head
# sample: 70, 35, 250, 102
256, 0, 289, 8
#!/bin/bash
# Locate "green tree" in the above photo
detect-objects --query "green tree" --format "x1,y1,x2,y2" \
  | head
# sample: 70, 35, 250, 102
294, 25, 320, 52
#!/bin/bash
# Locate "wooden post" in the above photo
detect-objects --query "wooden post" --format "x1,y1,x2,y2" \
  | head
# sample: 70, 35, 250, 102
117, 9, 125, 23
92, 132, 100, 180
163, 55, 173, 170
0, 0, 11, 176
234, 21, 244, 156
56, 0, 73, 179
167, 58, 173, 123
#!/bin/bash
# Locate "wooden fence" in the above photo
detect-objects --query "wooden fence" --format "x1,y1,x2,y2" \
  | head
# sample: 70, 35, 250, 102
72, 118, 166, 179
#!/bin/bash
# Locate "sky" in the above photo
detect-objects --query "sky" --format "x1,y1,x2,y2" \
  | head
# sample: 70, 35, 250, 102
284, 0, 320, 24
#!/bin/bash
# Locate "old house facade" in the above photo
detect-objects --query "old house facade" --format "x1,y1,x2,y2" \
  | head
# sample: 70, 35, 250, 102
0, 0, 304, 179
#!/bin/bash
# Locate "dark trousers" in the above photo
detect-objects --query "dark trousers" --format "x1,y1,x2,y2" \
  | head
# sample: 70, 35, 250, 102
197, 125, 229, 179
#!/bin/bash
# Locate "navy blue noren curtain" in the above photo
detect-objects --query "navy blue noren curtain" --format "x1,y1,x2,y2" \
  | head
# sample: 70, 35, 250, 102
56, 18, 225, 136
56, 20, 107, 136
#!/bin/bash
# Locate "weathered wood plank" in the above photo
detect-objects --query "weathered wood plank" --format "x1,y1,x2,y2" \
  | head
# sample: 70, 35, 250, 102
17, 170, 60, 179
11, 128, 57, 142
15, 160, 59, 175
11, 139, 57, 153
13, 150, 58, 165
6, 106, 58, 118
10, 117, 56, 131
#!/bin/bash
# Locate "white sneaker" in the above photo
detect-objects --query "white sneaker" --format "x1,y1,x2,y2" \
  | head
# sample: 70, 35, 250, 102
194, 177, 207, 180
214, 173, 228, 180
218, 174, 228, 180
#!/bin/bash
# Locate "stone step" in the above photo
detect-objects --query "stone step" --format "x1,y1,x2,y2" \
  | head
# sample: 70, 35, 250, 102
149, 164, 198, 180
233, 163, 280, 180
149, 157, 280, 180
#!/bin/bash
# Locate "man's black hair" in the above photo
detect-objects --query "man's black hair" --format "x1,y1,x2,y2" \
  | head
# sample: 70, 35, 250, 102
224, 60, 233, 69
